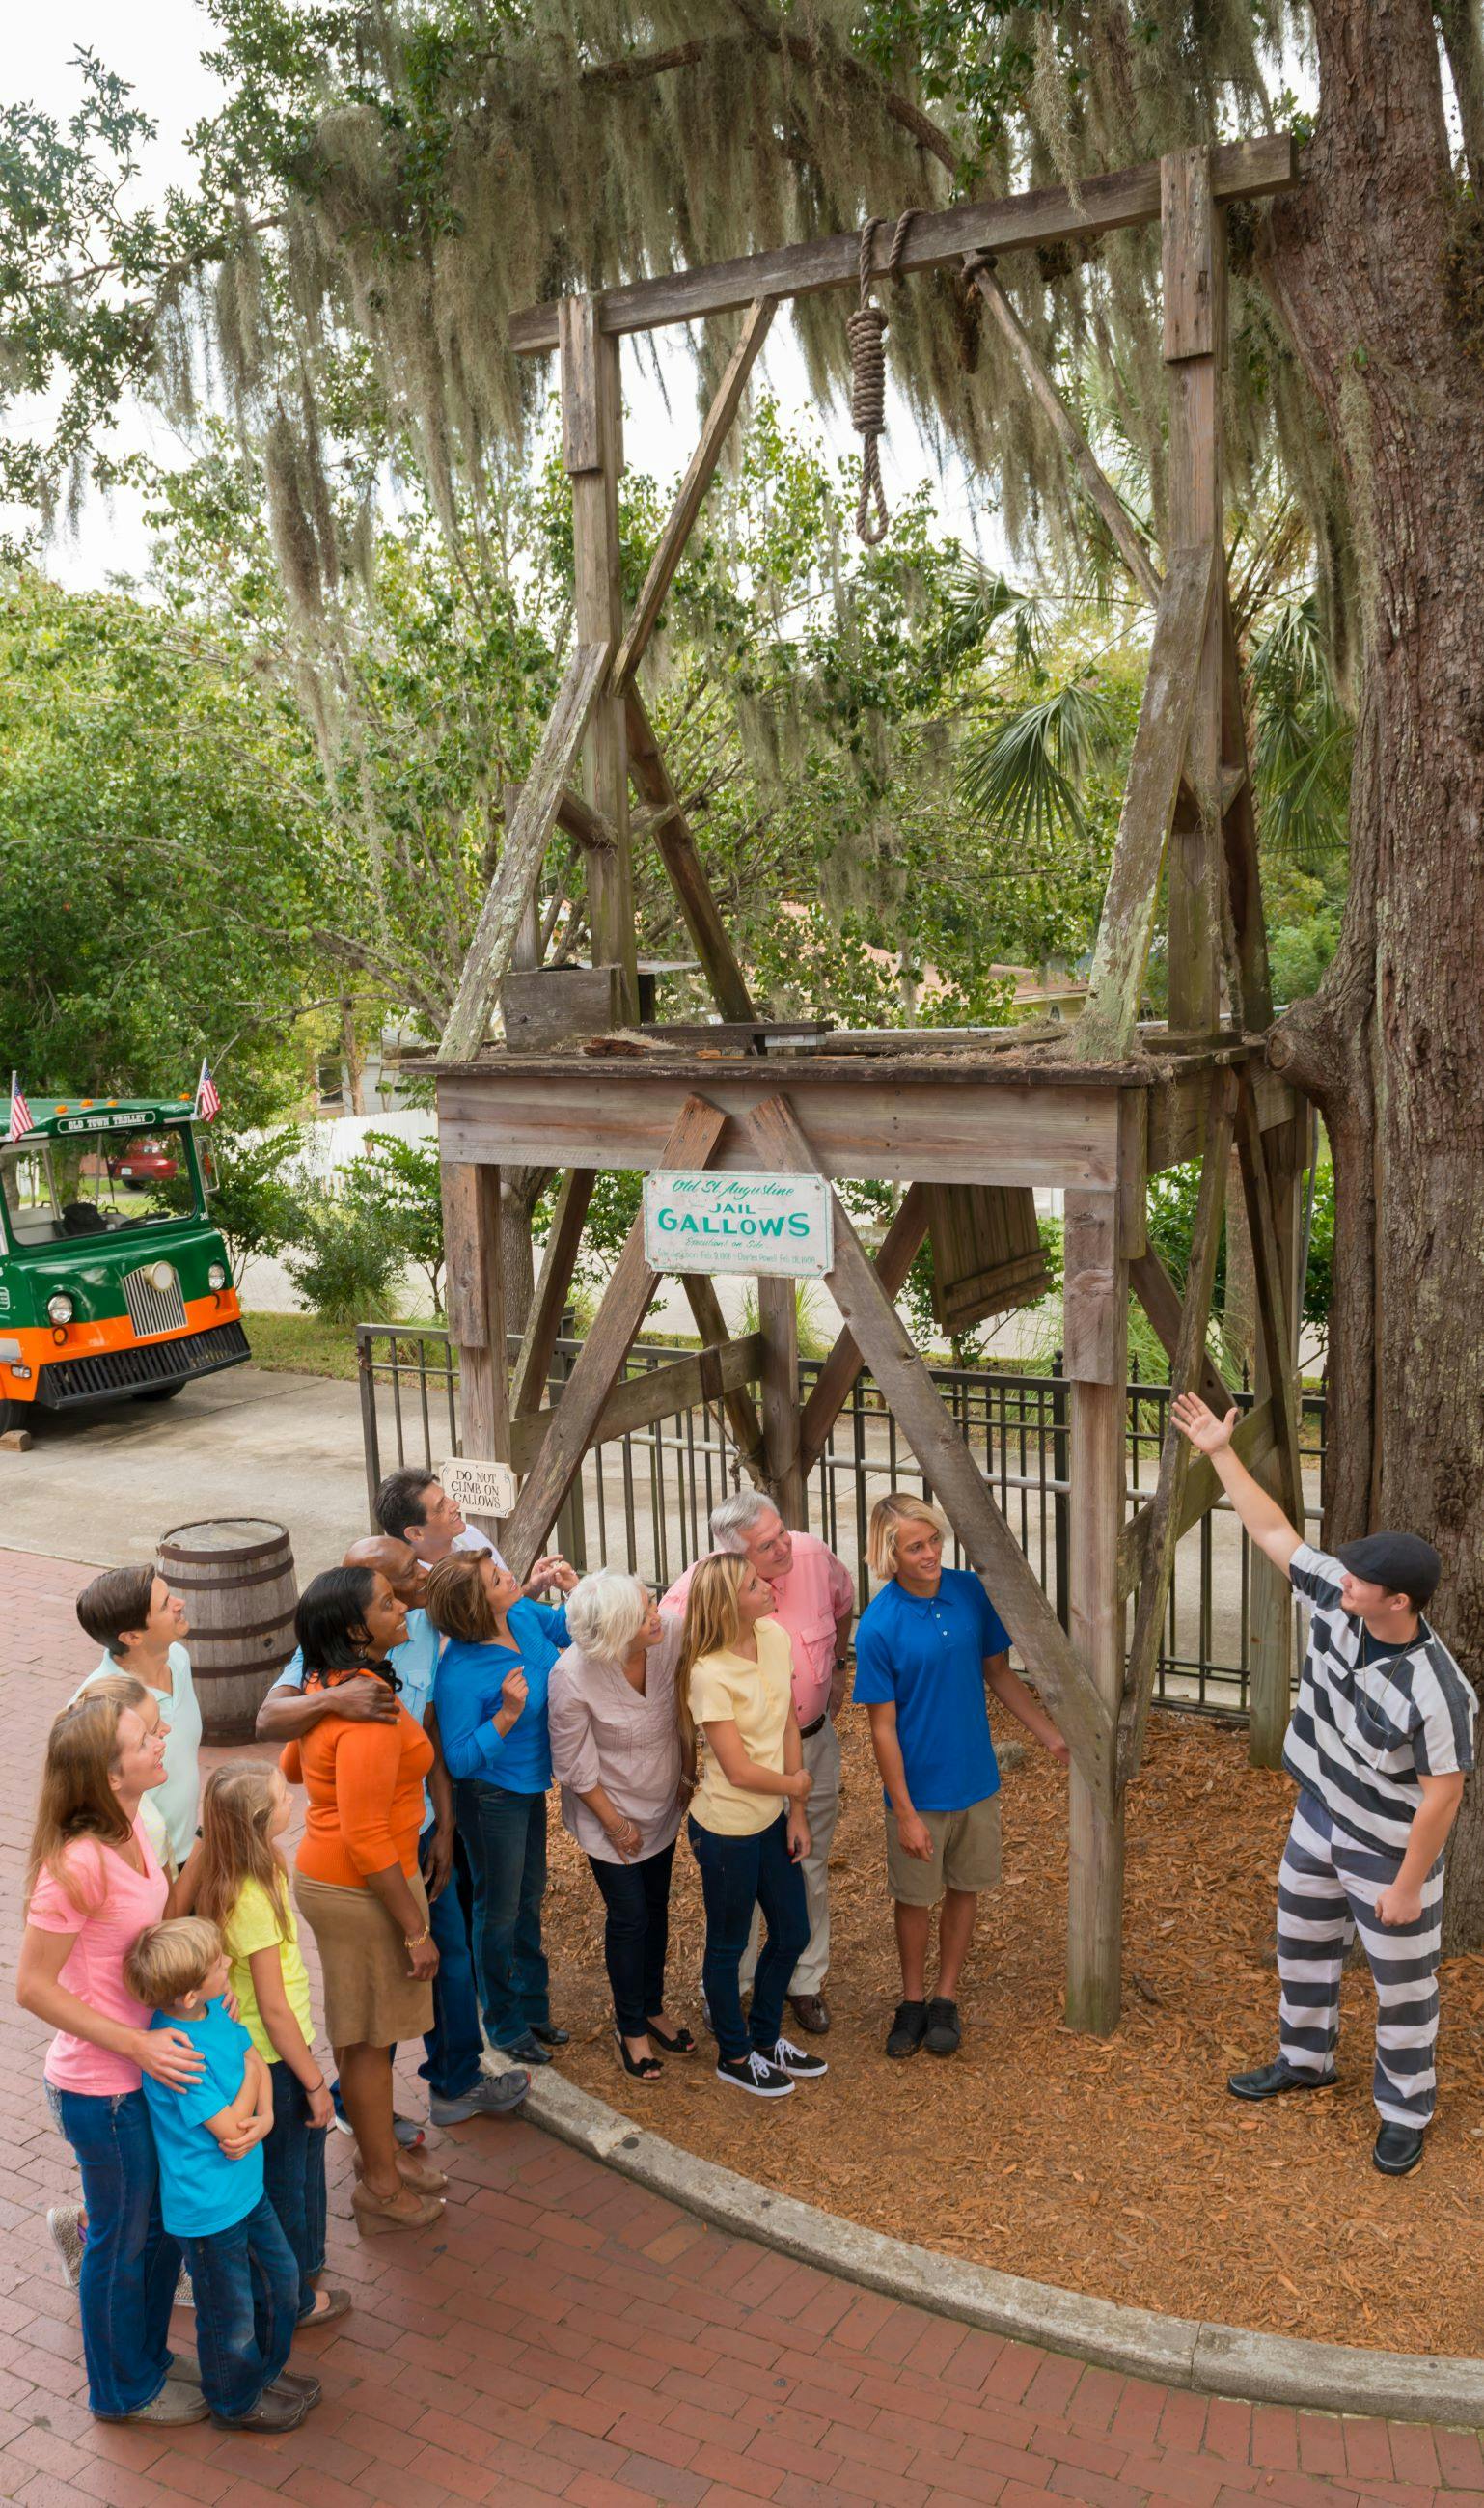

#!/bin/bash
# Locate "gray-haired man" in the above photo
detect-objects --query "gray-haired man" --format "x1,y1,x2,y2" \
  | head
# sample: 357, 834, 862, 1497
664, 1490, 854, 2032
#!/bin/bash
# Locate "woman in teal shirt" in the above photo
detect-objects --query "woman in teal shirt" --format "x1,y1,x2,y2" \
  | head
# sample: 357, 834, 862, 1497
426, 1553, 575, 2066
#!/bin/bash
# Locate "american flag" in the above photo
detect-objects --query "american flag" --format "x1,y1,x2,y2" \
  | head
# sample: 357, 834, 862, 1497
7, 1073, 34, 1144
194, 1058, 221, 1123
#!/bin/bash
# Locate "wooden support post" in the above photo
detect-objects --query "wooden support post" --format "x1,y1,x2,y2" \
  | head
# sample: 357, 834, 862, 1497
757, 1275, 806, 1528
1119, 1075, 1236, 1783
1162, 147, 1224, 1036
614, 297, 775, 691
798, 1184, 929, 1474
1219, 584, 1276, 1034
1061, 1188, 1129, 2035
511, 1169, 595, 1419
626, 691, 756, 1022
501, 1095, 727, 1576
562, 295, 639, 1019
1248, 1110, 1309, 1768
744, 1095, 1115, 1803
682, 1275, 766, 1478
440, 1159, 509, 1542
440, 643, 611, 1060
1235, 1080, 1304, 1529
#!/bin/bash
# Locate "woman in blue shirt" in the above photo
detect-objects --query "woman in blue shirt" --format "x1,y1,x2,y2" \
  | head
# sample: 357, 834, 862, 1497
426, 1552, 575, 2065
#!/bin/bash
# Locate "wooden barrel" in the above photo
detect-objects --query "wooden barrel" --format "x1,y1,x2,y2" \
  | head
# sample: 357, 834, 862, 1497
159, 1519, 298, 1746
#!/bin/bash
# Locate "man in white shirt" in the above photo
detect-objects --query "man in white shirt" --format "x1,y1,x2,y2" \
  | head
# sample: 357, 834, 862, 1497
373, 1467, 566, 1597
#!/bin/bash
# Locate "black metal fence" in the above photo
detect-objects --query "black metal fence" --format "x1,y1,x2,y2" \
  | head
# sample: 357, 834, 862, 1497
357, 1323, 1325, 1720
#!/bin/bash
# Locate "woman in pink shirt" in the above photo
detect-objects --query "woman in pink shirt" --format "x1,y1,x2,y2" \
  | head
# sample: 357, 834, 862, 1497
16, 1695, 216, 2426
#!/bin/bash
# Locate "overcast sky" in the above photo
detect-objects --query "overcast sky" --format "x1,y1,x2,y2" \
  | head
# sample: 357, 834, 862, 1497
8, 7, 986, 593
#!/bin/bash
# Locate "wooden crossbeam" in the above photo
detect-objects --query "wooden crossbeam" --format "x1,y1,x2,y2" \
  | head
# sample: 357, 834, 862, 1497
681, 1275, 766, 1476
968, 265, 1163, 609
501, 1094, 727, 1577
1118, 1074, 1236, 1783
508, 1333, 764, 1472
614, 298, 775, 693
743, 1092, 1116, 1805
1235, 1077, 1304, 1527
1072, 543, 1217, 1063
798, 1184, 929, 1474
442, 642, 611, 1061
625, 690, 756, 1021
508, 137, 1297, 351
1119, 1396, 1276, 1598
1129, 1247, 1232, 1416
510, 1169, 595, 1418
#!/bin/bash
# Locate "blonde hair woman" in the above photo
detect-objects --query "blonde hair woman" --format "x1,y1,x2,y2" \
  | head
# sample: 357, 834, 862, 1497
855, 1492, 1069, 2063
15, 1695, 210, 2426
679, 1555, 825, 2100
549, 1572, 694, 2081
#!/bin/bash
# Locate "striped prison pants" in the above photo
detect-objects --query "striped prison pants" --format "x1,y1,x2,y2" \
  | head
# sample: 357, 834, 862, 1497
1277, 1790, 1443, 2127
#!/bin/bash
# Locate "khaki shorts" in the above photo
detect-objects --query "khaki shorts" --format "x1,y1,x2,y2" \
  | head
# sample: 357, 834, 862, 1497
885, 1795, 1002, 1905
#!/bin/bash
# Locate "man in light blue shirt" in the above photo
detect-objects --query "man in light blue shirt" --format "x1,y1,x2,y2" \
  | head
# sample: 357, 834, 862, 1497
258, 1535, 527, 2130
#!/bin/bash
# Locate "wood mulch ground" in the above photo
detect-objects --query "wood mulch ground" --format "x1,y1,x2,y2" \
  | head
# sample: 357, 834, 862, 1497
545, 1705, 1484, 2360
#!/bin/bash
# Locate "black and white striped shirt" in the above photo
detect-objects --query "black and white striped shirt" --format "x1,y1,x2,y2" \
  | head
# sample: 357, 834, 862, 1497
1283, 1543, 1476, 1855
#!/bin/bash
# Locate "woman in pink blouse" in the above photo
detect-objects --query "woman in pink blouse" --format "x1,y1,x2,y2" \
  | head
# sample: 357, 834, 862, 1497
16, 1694, 225, 2426
548, 1572, 695, 2081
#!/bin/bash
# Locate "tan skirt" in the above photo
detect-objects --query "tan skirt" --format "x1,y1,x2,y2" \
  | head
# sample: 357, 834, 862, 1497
293, 1867, 433, 2051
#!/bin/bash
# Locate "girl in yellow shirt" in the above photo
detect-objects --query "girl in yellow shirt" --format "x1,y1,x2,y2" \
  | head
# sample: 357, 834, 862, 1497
678, 1556, 826, 2100
194, 1766, 350, 2326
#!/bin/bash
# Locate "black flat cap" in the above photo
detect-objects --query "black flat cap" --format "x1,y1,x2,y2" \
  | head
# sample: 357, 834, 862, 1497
1333, 1532, 1442, 1606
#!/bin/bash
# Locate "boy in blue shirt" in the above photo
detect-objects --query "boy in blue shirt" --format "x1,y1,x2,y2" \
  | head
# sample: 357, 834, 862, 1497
854, 1495, 1070, 2061
125, 1917, 313, 2434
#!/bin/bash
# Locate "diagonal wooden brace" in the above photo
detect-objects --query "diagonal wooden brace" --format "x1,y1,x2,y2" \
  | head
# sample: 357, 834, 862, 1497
1235, 1074, 1304, 1529
1129, 1246, 1232, 1416
1118, 1071, 1236, 1784
798, 1184, 929, 1474
743, 1093, 1116, 1807
501, 1095, 726, 1577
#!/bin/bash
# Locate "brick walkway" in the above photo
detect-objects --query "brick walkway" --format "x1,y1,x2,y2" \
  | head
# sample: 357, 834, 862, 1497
2, 1542, 1480, 2508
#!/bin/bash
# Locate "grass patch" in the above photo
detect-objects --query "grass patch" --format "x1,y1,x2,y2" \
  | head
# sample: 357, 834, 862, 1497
240, 1310, 367, 1380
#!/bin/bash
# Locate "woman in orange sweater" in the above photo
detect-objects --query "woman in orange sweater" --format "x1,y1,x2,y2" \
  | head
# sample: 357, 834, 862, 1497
282, 1567, 442, 2237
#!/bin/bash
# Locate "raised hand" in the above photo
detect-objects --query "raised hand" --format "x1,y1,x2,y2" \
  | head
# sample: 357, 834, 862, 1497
1170, 1392, 1239, 1455
495, 1666, 529, 1735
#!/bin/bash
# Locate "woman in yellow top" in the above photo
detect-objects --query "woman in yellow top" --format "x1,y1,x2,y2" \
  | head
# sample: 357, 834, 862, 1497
678, 1555, 826, 2099
191, 1764, 351, 2328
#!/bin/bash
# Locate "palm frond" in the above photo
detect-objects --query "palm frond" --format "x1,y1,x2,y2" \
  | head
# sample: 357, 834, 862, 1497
929, 558, 1045, 676
1248, 594, 1352, 868
959, 677, 1118, 848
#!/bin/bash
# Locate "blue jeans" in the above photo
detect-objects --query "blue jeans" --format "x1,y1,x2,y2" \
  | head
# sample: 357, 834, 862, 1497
689, 1811, 810, 2063
589, 1840, 676, 2037
455, 1780, 549, 2049
182, 2191, 299, 2422
419, 1826, 485, 2101
261, 2064, 327, 2319
48, 2083, 180, 2418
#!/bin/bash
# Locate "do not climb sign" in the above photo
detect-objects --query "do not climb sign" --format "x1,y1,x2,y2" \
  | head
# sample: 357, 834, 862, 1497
643, 1171, 833, 1278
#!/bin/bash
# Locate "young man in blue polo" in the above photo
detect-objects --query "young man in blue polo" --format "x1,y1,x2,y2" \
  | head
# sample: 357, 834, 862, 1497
854, 1494, 1070, 2059
1173, 1392, 1477, 2176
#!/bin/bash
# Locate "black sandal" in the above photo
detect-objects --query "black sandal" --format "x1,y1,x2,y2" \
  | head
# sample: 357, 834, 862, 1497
645, 2018, 696, 2055
614, 2029, 663, 2081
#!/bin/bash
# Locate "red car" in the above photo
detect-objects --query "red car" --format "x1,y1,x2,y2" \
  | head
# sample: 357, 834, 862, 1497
105, 1136, 179, 1184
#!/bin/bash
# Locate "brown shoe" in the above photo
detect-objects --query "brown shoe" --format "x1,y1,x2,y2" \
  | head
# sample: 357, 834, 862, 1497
210, 2384, 309, 2433
787, 1992, 831, 2036
351, 2177, 446, 2238
296, 2285, 354, 2328
354, 2147, 448, 2196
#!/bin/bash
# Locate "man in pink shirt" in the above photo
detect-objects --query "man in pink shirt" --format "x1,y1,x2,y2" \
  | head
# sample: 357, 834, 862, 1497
664, 1489, 854, 2033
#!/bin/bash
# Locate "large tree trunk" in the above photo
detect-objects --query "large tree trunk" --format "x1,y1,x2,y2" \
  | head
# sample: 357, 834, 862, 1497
1263, 1, 1484, 1947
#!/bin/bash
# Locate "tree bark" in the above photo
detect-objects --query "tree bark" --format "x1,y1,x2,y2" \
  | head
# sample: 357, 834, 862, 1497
1263, 2, 1484, 1947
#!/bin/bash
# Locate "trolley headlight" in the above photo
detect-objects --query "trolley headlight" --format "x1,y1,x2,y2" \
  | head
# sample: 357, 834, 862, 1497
46, 1292, 74, 1325
207, 1261, 227, 1291
148, 1261, 176, 1294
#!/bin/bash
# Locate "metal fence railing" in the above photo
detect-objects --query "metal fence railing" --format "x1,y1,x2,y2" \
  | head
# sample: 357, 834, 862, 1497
356, 1323, 1326, 1722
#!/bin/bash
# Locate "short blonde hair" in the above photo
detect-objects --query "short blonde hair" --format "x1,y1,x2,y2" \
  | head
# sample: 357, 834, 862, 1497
563, 1570, 648, 1664
867, 1494, 948, 1582
124, 1915, 224, 2010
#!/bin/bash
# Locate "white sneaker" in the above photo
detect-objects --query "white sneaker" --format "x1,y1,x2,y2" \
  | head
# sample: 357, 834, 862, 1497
770, 2035, 829, 2080
716, 2049, 794, 2098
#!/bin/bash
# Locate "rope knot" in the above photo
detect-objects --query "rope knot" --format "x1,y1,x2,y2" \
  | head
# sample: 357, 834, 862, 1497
850, 208, 915, 545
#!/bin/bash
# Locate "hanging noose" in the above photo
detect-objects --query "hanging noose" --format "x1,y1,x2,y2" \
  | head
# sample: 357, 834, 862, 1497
849, 208, 915, 545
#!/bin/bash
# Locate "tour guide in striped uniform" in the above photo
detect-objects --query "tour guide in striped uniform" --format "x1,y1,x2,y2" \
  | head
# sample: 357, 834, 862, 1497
1172, 1392, 1476, 2178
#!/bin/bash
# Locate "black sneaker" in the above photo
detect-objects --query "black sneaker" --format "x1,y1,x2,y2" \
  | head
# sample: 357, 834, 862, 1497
923, 1998, 962, 2056
716, 2049, 794, 2098
1373, 2121, 1425, 2176
885, 1999, 928, 2059
1227, 2057, 1337, 2101
768, 2034, 829, 2081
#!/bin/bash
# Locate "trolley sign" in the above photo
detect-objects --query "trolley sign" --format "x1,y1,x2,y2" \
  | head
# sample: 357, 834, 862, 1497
643, 1171, 833, 1279
441, 1455, 518, 1518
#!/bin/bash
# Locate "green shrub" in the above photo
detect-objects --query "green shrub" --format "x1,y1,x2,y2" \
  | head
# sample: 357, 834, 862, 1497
284, 1178, 402, 1323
